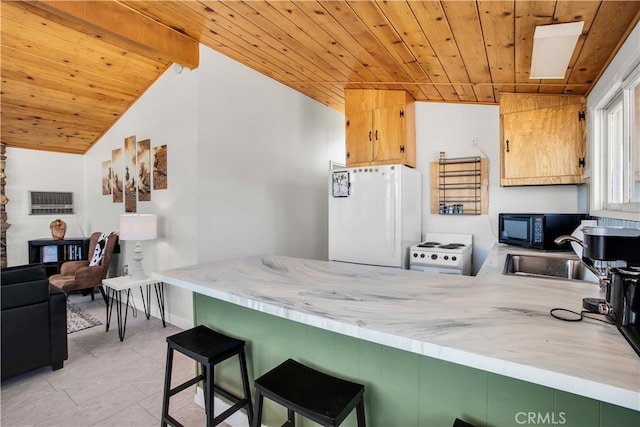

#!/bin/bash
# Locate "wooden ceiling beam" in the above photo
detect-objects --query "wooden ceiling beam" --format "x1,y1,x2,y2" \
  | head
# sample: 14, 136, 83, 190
23, 0, 199, 69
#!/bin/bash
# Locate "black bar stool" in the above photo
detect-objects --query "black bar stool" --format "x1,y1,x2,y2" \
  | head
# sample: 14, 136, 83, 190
252, 358, 366, 427
161, 325, 253, 427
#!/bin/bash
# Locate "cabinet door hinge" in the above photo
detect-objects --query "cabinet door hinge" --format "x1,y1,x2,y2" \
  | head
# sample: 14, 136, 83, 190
346, 152, 350, 159
578, 111, 586, 121
400, 145, 405, 153
346, 120, 350, 127
579, 157, 585, 167
400, 110, 405, 118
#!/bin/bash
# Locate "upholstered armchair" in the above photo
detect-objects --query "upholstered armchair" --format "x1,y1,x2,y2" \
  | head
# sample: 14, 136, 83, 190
49, 231, 118, 303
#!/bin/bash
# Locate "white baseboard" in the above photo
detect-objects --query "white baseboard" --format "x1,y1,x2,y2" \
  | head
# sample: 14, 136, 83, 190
194, 386, 253, 427
126, 294, 193, 330
166, 312, 193, 330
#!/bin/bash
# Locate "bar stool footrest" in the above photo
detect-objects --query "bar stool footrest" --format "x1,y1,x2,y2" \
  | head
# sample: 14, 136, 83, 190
214, 384, 245, 403
212, 385, 252, 424
213, 399, 252, 425
168, 374, 205, 398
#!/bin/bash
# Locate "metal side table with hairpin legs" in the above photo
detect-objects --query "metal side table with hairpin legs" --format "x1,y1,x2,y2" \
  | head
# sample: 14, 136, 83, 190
102, 275, 166, 341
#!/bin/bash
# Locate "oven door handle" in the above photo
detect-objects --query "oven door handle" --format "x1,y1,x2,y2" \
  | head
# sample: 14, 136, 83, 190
409, 265, 463, 275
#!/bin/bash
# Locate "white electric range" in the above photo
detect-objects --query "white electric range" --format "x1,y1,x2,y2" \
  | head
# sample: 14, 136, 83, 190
409, 232, 473, 275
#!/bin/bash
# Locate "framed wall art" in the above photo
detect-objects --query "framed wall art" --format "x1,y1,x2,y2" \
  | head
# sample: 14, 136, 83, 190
153, 145, 168, 190
137, 139, 151, 201
124, 135, 137, 213
103, 138, 167, 206
112, 148, 123, 203
101, 160, 112, 195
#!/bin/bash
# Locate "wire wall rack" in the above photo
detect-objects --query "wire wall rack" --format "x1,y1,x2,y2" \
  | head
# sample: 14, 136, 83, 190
430, 156, 488, 215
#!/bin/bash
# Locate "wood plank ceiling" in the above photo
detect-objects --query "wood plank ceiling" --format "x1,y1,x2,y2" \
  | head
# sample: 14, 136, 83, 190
1, 1, 639, 154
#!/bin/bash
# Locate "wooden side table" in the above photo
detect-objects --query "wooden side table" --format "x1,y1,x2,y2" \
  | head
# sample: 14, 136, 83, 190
102, 275, 166, 341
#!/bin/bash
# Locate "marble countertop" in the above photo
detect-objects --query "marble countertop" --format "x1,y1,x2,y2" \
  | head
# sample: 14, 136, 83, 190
158, 244, 640, 411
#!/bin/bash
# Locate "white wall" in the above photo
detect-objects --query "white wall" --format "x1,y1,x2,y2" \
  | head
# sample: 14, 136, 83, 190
5, 149, 85, 266
415, 102, 581, 273
82, 61, 199, 328
195, 46, 345, 264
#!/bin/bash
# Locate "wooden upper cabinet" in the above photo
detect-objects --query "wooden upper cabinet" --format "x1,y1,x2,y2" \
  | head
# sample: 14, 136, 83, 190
499, 93, 586, 186
345, 109, 373, 165
345, 89, 416, 168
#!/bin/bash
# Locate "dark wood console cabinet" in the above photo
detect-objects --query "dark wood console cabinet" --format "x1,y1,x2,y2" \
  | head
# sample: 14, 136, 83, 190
28, 238, 90, 277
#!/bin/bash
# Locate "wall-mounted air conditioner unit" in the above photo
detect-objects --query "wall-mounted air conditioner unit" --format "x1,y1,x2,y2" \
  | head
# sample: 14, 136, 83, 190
29, 191, 74, 215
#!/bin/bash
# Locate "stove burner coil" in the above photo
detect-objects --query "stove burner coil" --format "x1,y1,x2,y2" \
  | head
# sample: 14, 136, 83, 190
417, 242, 466, 249
417, 241, 440, 248
440, 243, 465, 249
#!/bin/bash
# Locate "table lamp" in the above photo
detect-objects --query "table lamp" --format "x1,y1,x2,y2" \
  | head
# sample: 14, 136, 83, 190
119, 214, 157, 280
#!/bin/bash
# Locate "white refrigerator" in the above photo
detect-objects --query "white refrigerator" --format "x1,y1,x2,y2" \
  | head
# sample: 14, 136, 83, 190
328, 164, 422, 268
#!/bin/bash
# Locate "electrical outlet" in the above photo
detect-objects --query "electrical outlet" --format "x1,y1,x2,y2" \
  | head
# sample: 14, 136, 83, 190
471, 137, 479, 147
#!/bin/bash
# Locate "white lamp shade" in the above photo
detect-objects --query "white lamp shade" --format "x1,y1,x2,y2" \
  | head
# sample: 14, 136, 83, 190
119, 214, 157, 241
530, 21, 584, 79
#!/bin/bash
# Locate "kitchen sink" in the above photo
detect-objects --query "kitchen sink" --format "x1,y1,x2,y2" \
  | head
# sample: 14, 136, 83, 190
503, 254, 599, 283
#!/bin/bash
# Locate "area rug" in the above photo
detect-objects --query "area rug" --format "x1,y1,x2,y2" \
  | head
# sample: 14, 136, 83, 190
67, 301, 102, 334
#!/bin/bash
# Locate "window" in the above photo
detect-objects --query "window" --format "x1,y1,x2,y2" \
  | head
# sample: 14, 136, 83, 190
605, 95, 624, 205
592, 64, 640, 219
634, 81, 640, 203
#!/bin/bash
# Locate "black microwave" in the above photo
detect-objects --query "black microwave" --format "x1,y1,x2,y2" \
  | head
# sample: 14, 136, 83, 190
498, 213, 587, 250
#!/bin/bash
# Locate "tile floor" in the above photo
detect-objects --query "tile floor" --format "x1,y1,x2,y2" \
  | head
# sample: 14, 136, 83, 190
1, 292, 229, 427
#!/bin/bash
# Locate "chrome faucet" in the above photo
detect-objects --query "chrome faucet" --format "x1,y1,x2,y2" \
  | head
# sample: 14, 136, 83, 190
554, 235, 584, 246
554, 235, 611, 290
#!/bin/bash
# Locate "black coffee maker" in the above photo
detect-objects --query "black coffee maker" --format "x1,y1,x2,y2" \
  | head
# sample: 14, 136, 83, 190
608, 267, 640, 326
581, 227, 640, 355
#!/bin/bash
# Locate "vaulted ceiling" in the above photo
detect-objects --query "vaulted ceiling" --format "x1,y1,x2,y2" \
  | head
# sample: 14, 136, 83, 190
1, 1, 639, 154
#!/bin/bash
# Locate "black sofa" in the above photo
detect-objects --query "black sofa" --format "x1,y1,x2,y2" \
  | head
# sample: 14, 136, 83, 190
1, 263, 68, 380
